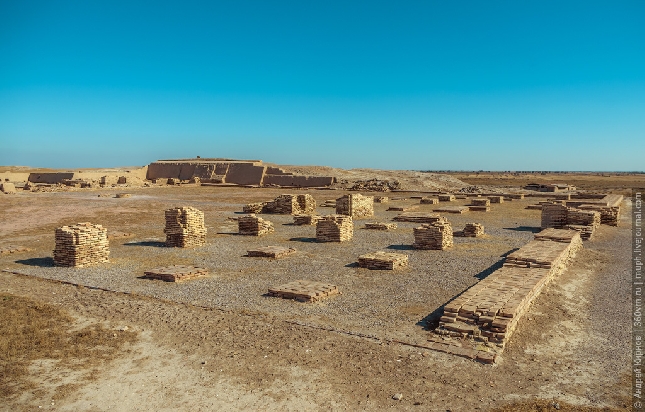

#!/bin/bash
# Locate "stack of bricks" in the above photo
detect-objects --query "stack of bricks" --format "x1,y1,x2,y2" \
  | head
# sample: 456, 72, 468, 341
435, 229, 582, 348
541, 203, 600, 240
374, 196, 389, 203
488, 196, 504, 203
472, 198, 490, 207
462, 223, 484, 237
364, 222, 397, 230
358, 251, 408, 270
577, 204, 620, 226
243, 202, 265, 213
238, 214, 274, 236
164, 207, 207, 247
247, 246, 296, 258
438, 194, 455, 202
268, 280, 340, 303
53, 223, 110, 267
469, 198, 491, 212
412, 220, 453, 250
265, 194, 317, 214
143, 265, 208, 282
565, 208, 600, 240
293, 214, 323, 226
420, 197, 439, 205
541, 203, 568, 229
336, 194, 374, 218
316, 214, 353, 242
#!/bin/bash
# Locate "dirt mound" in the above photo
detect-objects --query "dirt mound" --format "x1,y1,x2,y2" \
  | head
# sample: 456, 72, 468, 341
276, 165, 468, 191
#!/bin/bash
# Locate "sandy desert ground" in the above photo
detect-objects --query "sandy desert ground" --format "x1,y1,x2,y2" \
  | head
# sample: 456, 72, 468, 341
0, 171, 638, 411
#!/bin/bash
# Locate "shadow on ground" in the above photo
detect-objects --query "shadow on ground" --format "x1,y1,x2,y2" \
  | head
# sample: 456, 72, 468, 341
289, 237, 317, 243
15, 257, 55, 267
386, 244, 415, 251
124, 241, 166, 247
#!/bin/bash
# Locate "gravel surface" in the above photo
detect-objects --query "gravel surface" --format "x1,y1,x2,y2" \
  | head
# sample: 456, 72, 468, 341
1, 187, 540, 342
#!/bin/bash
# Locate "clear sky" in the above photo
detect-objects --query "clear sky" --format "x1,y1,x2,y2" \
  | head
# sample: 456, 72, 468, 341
1, 1, 643, 171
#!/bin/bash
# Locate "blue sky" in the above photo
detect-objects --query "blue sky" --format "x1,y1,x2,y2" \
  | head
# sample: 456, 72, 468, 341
1, 1, 643, 170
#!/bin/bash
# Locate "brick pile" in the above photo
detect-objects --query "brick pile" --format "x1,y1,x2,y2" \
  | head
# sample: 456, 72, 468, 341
488, 196, 504, 203
393, 212, 443, 224
336, 194, 374, 218
238, 214, 274, 236
358, 251, 408, 270
316, 214, 353, 242
565, 209, 600, 240
293, 214, 323, 226
374, 196, 389, 203
247, 246, 296, 258
577, 204, 620, 226
143, 265, 208, 282
268, 280, 340, 303
413, 221, 453, 250
243, 202, 265, 213
54, 223, 110, 267
541, 203, 568, 228
462, 223, 484, 237
420, 197, 439, 204
115, 193, 131, 198
164, 206, 207, 247
364, 222, 397, 230
438, 194, 455, 202
433, 206, 469, 214
321, 200, 336, 207
434, 229, 582, 349
472, 198, 490, 206
265, 194, 317, 214
541, 203, 600, 240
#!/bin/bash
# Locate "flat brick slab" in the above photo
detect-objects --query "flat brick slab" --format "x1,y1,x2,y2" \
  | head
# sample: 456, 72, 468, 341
387, 205, 419, 212
468, 206, 490, 212
268, 280, 340, 303
143, 265, 208, 282
358, 251, 408, 270
433, 206, 469, 214
393, 212, 443, 223
364, 222, 397, 230
247, 246, 296, 258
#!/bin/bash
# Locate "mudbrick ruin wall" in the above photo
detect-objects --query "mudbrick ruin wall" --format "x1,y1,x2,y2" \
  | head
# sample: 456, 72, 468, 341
146, 159, 334, 187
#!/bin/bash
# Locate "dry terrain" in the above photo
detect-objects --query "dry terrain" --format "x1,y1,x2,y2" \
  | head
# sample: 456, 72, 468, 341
0, 175, 636, 411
